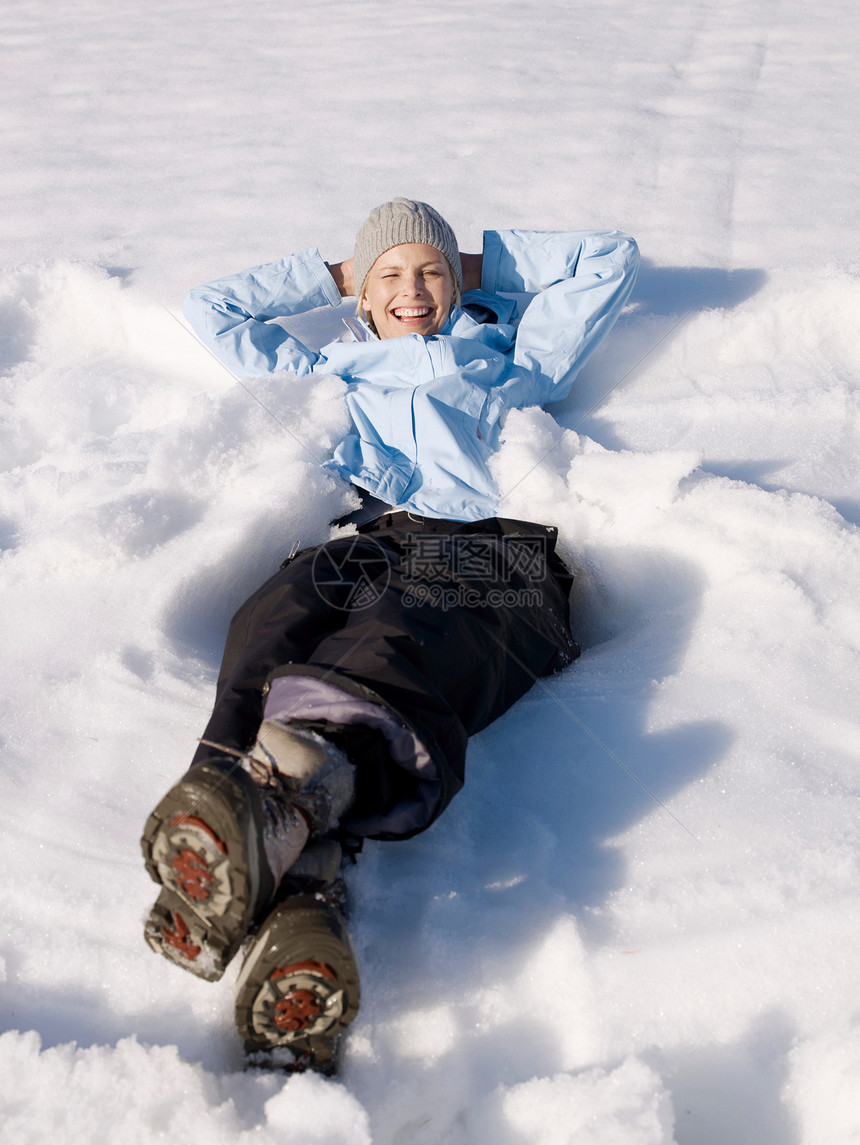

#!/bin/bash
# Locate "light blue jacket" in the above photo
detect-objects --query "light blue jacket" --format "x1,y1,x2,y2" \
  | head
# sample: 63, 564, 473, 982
183, 229, 639, 521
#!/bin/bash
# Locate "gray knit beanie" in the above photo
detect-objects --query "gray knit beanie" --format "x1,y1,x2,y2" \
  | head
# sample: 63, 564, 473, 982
353, 198, 462, 304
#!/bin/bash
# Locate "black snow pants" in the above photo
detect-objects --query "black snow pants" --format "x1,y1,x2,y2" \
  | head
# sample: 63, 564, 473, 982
192, 512, 579, 840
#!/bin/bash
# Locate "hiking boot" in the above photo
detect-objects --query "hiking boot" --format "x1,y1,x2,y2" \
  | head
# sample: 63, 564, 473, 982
235, 893, 360, 1073
141, 721, 354, 981
144, 885, 228, 981
143, 838, 348, 981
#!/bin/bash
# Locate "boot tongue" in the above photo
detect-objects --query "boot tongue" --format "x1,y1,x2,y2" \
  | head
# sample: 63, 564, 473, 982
258, 790, 312, 884
247, 719, 356, 837
248, 720, 328, 789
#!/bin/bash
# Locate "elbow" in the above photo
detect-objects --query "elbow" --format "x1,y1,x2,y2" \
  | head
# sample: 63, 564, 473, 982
182, 286, 212, 333
615, 233, 640, 273
181, 288, 199, 324
609, 233, 640, 289
584, 230, 641, 278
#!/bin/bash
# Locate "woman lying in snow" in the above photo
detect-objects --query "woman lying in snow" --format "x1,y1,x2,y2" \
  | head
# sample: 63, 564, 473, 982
141, 199, 639, 1071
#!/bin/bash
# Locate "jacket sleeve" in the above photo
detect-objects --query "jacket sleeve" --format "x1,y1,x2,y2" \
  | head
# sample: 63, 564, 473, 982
182, 248, 344, 379
480, 229, 640, 406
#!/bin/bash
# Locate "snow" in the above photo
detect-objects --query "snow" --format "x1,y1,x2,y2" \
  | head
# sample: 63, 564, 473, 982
1, 0, 859, 1141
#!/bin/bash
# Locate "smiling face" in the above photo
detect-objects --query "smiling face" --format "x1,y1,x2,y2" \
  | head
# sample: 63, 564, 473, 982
359, 243, 456, 340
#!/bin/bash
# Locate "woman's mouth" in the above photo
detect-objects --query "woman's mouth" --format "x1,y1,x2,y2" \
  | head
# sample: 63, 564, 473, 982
392, 307, 432, 321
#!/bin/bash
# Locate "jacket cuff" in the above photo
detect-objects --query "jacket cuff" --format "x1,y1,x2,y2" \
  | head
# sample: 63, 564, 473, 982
299, 247, 346, 310
480, 230, 506, 294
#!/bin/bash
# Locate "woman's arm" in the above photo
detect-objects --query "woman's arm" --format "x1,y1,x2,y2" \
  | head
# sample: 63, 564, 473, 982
183, 248, 344, 379
482, 229, 640, 404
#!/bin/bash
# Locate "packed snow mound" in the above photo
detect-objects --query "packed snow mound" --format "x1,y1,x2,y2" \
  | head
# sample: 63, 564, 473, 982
467, 1057, 675, 1145
580, 270, 860, 519
0, 1031, 371, 1145
783, 1026, 860, 1145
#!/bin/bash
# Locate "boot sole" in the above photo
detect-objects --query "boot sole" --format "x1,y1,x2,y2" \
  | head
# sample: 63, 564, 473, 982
141, 760, 273, 981
235, 895, 360, 1071
144, 887, 233, 981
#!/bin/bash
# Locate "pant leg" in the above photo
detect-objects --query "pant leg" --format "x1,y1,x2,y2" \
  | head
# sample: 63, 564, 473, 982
267, 515, 579, 836
192, 535, 390, 761
192, 516, 578, 838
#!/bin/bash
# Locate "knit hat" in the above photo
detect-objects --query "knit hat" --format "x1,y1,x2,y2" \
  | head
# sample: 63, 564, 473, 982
353, 198, 462, 304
